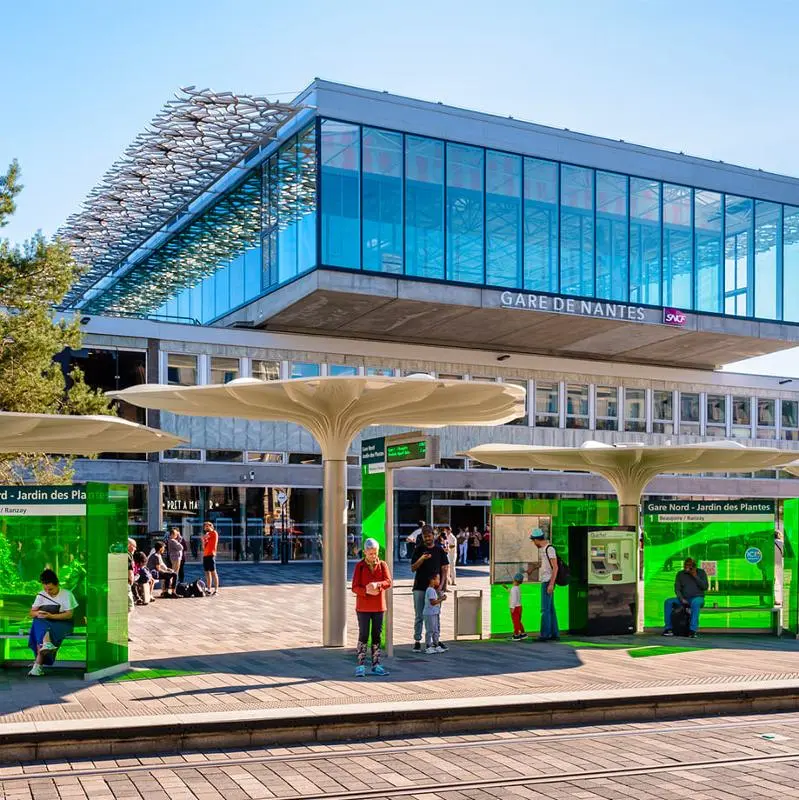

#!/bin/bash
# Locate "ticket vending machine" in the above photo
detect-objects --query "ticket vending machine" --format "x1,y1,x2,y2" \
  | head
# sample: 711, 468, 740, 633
568, 526, 638, 635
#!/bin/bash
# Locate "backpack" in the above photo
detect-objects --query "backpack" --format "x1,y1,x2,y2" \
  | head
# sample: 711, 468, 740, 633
189, 579, 208, 597
175, 582, 191, 598
546, 545, 571, 586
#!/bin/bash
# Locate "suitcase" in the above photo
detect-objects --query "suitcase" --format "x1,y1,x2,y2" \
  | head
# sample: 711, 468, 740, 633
670, 604, 691, 637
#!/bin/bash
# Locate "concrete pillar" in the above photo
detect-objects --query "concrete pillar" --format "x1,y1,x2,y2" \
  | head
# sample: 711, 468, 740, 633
618, 504, 639, 528
147, 460, 162, 532
322, 453, 348, 647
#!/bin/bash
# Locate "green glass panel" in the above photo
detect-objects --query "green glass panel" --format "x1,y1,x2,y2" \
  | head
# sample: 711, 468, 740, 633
642, 502, 775, 630
86, 483, 129, 675
782, 499, 799, 635
488, 497, 618, 636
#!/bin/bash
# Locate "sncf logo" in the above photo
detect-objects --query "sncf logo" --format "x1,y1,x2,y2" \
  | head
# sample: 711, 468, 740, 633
663, 307, 687, 326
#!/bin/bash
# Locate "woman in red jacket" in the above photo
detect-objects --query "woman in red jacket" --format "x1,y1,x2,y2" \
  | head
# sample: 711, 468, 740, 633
351, 537, 392, 677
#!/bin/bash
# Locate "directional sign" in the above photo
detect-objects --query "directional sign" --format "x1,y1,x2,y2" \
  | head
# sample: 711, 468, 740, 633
276, 490, 288, 506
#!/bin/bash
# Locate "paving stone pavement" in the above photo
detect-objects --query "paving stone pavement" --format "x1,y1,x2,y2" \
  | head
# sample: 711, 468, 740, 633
2, 562, 799, 725
3, 711, 799, 798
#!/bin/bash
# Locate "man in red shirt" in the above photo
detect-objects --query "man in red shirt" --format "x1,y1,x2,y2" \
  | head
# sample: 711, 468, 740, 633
202, 521, 220, 595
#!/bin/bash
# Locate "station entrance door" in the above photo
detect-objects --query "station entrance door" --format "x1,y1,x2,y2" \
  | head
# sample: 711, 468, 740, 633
432, 499, 490, 532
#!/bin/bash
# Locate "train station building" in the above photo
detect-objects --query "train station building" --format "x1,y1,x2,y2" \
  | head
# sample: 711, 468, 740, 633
59, 80, 799, 556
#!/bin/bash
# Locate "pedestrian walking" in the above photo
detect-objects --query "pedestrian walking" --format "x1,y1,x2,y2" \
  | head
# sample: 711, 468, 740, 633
423, 573, 447, 653
445, 526, 458, 585
167, 528, 184, 584
530, 528, 559, 641
406, 519, 425, 560
457, 529, 468, 566
202, 521, 220, 595
506, 572, 527, 640
410, 525, 449, 652
350, 537, 392, 677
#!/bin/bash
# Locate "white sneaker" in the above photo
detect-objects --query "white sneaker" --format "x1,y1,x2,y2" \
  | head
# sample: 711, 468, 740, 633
434, 644, 447, 653
28, 664, 44, 677
424, 646, 438, 654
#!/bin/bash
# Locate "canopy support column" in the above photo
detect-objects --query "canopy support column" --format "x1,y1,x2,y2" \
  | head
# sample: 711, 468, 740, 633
322, 447, 349, 647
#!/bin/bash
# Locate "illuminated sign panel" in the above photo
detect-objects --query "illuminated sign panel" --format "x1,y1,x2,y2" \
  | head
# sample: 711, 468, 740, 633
386, 440, 427, 464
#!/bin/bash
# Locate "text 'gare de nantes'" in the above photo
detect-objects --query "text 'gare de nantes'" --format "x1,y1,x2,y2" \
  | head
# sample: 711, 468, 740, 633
43, 78, 799, 560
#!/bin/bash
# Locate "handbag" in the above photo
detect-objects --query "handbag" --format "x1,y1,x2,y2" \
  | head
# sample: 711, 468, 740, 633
36, 593, 61, 615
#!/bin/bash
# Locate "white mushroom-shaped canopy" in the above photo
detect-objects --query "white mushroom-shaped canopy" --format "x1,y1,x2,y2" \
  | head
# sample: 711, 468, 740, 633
109, 376, 527, 456
0, 411, 186, 455
465, 440, 795, 506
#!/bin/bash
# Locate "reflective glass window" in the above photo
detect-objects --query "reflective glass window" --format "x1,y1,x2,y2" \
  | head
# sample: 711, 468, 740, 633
405, 136, 444, 279
706, 394, 726, 437
244, 245, 261, 302
362, 127, 403, 274
486, 151, 522, 288
366, 367, 395, 376
680, 392, 700, 434
624, 388, 646, 432
757, 398, 776, 439
694, 190, 723, 312
731, 396, 752, 439
560, 166, 594, 296
262, 154, 279, 289
321, 120, 360, 268
446, 143, 484, 284
782, 400, 799, 440
252, 360, 280, 381
229, 253, 245, 309
725, 196, 753, 316
329, 364, 358, 376
296, 126, 317, 275
167, 354, 197, 386
595, 386, 618, 431
535, 381, 559, 428
595, 172, 628, 301
215, 264, 230, 316
201, 273, 215, 323
210, 357, 239, 385
653, 390, 674, 434
291, 362, 321, 378
785, 206, 799, 322
523, 158, 558, 292
662, 184, 693, 308
629, 178, 661, 304
566, 384, 589, 429
277, 137, 299, 283
504, 379, 528, 425
754, 201, 780, 320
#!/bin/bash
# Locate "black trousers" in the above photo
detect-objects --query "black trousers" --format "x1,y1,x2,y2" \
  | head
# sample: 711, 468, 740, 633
158, 571, 177, 591
357, 610, 384, 645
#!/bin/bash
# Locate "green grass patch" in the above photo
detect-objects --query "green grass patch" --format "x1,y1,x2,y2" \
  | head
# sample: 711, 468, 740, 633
107, 668, 202, 682
559, 639, 637, 649
628, 645, 709, 658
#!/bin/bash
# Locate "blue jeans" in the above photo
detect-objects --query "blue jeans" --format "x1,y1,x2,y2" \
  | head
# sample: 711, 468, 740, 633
540, 583, 559, 640
413, 590, 426, 642
664, 596, 704, 632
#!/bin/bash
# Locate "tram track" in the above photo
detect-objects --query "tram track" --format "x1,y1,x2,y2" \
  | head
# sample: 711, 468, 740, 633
281, 751, 799, 799
3, 712, 799, 784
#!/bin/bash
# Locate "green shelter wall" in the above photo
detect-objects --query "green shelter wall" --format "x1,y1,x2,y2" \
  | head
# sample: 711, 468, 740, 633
489, 498, 618, 636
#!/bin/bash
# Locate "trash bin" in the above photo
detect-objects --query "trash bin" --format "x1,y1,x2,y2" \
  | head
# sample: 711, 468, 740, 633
454, 590, 483, 640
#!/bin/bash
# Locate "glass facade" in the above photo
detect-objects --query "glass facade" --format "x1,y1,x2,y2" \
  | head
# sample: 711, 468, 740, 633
86, 113, 799, 327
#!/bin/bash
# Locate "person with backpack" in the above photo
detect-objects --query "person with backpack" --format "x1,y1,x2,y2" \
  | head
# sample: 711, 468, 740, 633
662, 557, 708, 638
529, 528, 560, 641
351, 537, 392, 676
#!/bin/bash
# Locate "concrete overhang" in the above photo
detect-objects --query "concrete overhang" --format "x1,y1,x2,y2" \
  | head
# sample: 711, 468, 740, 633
217, 269, 799, 371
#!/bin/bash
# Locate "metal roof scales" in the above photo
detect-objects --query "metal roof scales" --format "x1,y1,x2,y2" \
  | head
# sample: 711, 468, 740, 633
59, 87, 300, 308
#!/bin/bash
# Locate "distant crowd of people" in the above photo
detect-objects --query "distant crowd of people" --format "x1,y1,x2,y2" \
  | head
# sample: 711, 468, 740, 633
127, 521, 221, 609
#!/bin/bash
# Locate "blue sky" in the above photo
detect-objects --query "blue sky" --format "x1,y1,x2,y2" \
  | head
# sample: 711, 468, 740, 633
2, 0, 798, 376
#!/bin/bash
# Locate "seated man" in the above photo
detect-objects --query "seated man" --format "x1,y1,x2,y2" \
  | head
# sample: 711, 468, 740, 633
663, 557, 709, 638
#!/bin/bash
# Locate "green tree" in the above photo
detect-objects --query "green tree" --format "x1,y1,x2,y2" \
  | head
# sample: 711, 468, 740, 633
0, 161, 113, 484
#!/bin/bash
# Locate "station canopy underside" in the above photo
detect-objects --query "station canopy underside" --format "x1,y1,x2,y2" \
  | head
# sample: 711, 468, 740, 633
221, 269, 799, 371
